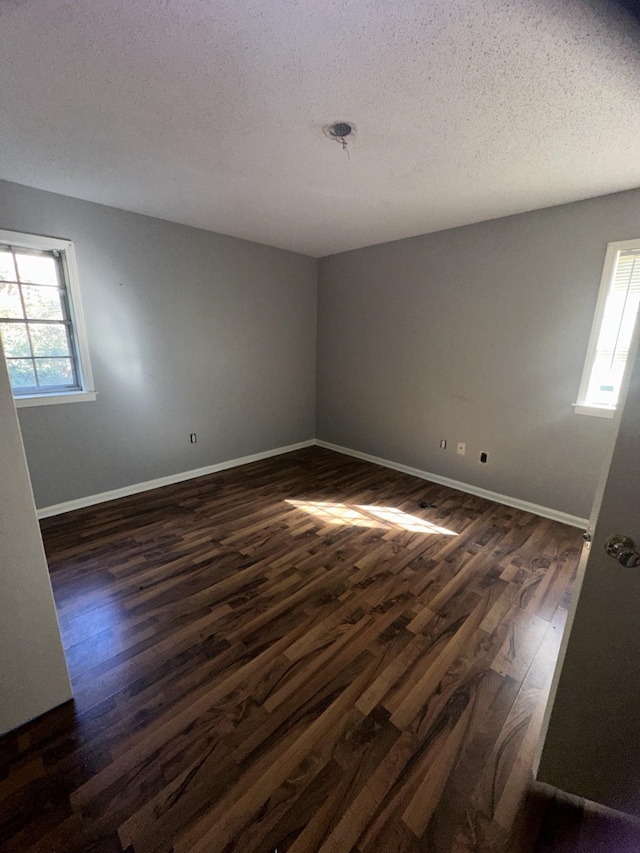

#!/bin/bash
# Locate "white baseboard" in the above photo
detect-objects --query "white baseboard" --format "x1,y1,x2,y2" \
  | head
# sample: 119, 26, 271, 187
37, 437, 588, 529
36, 440, 315, 519
316, 440, 588, 529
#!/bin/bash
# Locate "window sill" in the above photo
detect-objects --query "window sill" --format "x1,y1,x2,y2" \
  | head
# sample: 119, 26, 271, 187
14, 391, 97, 408
572, 403, 616, 419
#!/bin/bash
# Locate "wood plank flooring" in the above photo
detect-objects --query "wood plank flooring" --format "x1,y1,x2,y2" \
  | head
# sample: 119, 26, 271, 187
1, 446, 639, 852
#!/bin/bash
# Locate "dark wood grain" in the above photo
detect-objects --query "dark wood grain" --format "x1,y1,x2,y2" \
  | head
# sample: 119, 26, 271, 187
1, 446, 637, 852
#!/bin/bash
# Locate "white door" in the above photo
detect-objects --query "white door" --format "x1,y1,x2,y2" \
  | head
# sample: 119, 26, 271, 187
536, 322, 640, 815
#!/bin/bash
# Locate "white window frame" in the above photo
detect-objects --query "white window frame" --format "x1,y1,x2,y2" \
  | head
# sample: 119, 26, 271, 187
574, 238, 640, 419
0, 228, 96, 407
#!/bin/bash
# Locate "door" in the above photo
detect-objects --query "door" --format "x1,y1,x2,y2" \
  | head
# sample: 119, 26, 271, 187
0, 340, 71, 734
536, 321, 640, 815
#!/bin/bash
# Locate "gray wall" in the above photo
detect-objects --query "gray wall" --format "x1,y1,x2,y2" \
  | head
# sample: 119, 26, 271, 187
0, 180, 317, 509
0, 337, 71, 734
4, 177, 640, 519
317, 190, 640, 519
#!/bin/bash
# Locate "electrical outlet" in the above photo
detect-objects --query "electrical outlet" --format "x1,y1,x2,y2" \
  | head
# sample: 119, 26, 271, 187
480, 451, 488, 463
439, 439, 447, 449
457, 442, 466, 456
190, 433, 197, 444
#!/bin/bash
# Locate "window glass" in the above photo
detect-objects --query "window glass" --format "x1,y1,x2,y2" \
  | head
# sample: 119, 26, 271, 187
0, 235, 92, 401
576, 244, 640, 416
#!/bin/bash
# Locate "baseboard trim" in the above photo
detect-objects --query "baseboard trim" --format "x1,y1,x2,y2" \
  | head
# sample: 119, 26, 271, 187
37, 437, 589, 529
37, 440, 316, 519
316, 440, 588, 529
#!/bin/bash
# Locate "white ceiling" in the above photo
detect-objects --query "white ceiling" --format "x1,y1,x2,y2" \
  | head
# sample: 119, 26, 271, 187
1, 0, 640, 257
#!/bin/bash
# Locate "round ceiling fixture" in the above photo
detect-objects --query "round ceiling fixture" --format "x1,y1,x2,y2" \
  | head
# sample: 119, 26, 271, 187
323, 121, 356, 141
330, 122, 352, 138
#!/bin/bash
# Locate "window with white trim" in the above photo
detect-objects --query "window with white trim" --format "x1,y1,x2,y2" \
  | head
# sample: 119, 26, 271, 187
575, 239, 640, 418
0, 229, 95, 407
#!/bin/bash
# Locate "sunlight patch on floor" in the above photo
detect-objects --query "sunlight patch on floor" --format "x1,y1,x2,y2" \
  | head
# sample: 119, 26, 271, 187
286, 500, 457, 535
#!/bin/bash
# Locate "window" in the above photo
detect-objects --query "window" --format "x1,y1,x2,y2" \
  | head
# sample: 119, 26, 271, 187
575, 239, 640, 418
0, 229, 95, 407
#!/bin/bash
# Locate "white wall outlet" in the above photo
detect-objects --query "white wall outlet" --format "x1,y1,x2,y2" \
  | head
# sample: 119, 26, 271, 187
439, 439, 447, 449
457, 442, 466, 456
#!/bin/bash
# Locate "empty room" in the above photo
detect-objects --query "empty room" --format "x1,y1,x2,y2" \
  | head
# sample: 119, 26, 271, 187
2, 1, 640, 851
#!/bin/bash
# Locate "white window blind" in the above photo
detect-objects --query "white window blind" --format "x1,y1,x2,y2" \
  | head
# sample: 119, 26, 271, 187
576, 240, 640, 416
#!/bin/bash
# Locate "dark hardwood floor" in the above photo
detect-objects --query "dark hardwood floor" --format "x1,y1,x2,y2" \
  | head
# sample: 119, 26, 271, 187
1, 446, 639, 852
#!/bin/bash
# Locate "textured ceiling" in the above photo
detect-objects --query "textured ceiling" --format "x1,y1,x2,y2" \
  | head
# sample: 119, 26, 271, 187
1, 0, 640, 256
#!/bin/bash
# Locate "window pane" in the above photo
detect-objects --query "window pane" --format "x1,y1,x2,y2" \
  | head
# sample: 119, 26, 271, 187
0, 283, 24, 318
0, 249, 17, 282
594, 292, 639, 357
29, 323, 71, 357
0, 322, 31, 357
612, 252, 640, 296
586, 252, 640, 407
0, 237, 91, 400
22, 284, 64, 320
35, 357, 74, 387
7, 359, 37, 389
586, 350, 626, 406
15, 252, 58, 285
